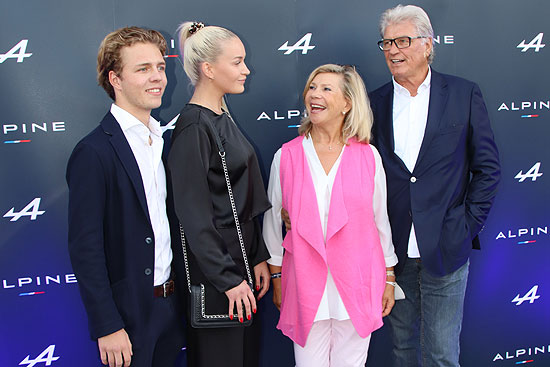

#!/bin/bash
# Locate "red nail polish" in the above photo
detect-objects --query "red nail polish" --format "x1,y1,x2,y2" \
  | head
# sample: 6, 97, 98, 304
229, 314, 233, 320
239, 317, 243, 323
247, 314, 251, 320
256, 285, 260, 291
253, 308, 257, 314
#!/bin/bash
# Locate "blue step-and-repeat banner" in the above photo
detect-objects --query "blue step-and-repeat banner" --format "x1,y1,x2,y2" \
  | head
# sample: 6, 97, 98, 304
1, 0, 548, 366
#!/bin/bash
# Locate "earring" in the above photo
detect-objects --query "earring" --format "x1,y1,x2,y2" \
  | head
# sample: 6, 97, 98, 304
342, 111, 346, 115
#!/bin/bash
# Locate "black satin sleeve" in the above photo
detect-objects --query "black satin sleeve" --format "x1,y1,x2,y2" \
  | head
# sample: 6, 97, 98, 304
167, 104, 271, 293
250, 216, 271, 266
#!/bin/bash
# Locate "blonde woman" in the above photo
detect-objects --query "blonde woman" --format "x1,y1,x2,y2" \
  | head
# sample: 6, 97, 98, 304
168, 22, 271, 367
263, 64, 398, 366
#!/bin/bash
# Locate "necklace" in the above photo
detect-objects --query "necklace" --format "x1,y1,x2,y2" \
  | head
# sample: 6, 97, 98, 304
328, 141, 342, 150
310, 132, 343, 151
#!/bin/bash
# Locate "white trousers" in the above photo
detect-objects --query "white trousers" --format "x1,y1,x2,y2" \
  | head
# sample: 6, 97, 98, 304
293, 319, 371, 367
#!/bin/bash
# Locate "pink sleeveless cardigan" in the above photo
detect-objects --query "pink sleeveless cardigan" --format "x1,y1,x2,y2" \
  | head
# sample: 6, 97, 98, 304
277, 136, 386, 347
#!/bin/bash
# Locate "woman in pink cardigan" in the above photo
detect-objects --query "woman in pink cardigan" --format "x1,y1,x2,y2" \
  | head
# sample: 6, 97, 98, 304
263, 64, 398, 366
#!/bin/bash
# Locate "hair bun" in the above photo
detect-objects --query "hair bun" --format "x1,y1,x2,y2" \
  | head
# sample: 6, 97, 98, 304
189, 22, 205, 35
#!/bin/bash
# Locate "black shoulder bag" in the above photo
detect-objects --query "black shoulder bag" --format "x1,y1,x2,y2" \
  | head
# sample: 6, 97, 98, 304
178, 113, 253, 328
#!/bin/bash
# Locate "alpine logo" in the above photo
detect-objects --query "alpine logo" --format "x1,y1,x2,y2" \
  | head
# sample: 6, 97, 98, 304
161, 114, 179, 134
512, 285, 540, 306
492, 344, 549, 363
517, 33, 545, 52
495, 225, 548, 245
497, 99, 549, 118
19, 345, 60, 367
4, 198, 45, 221
256, 109, 302, 128
1, 40, 32, 63
164, 39, 179, 59
279, 33, 316, 55
515, 162, 543, 182
3, 121, 66, 144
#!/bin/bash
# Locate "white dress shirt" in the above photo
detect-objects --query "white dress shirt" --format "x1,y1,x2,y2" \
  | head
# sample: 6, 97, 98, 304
392, 68, 431, 258
263, 136, 398, 321
111, 104, 172, 286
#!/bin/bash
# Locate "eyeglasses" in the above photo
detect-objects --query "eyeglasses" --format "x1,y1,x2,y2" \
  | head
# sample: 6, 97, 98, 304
377, 36, 427, 51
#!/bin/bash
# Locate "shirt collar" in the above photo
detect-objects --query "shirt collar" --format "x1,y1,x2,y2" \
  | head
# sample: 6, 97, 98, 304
392, 67, 431, 97
110, 103, 162, 138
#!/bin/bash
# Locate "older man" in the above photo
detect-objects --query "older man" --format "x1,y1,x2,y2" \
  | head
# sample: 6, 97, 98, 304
369, 5, 500, 367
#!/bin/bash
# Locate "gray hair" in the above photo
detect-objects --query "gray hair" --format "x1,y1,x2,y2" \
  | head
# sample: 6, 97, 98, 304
379, 4, 435, 63
176, 22, 237, 85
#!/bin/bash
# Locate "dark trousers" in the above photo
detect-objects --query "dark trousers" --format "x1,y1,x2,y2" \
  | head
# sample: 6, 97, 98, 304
130, 294, 185, 367
185, 311, 261, 367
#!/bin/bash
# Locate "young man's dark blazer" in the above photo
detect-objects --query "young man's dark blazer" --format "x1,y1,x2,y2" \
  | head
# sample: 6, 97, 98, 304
66, 111, 185, 345
370, 69, 501, 277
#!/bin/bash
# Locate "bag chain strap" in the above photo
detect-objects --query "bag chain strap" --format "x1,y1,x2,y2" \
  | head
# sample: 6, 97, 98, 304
178, 114, 253, 293
219, 151, 253, 286
179, 224, 191, 293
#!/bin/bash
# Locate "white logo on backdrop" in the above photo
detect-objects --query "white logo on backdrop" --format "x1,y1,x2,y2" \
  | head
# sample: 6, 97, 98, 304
517, 32, 545, 52
19, 345, 60, 367
492, 344, 549, 362
515, 162, 543, 182
512, 285, 541, 306
4, 198, 45, 221
257, 110, 301, 121
279, 33, 316, 55
161, 114, 179, 134
0, 40, 33, 63
432, 35, 455, 44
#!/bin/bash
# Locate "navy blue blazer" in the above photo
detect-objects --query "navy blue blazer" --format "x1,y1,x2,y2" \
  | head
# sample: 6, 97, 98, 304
370, 70, 500, 276
66, 112, 184, 342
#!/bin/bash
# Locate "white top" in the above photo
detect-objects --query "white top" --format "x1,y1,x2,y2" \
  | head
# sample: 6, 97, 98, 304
111, 103, 172, 286
392, 68, 432, 258
263, 136, 398, 321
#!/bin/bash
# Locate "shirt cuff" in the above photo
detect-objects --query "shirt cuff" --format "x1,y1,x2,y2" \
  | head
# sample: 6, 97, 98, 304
385, 254, 399, 267
267, 255, 283, 267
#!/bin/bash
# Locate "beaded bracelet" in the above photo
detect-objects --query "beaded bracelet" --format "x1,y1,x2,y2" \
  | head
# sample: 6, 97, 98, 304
270, 272, 282, 279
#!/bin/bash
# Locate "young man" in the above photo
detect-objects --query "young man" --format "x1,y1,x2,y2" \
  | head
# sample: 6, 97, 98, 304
66, 27, 184, 367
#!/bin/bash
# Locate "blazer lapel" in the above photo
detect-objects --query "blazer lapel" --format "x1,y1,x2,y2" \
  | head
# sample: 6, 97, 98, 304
377, 84, 396, 153
101, 113, 151, 224
415, 70, 449, 167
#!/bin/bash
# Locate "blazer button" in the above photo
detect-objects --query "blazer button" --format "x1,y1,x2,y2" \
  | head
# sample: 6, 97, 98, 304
410, 176, 417, 183
145, 237, 153, 244
144, 268, 152, 276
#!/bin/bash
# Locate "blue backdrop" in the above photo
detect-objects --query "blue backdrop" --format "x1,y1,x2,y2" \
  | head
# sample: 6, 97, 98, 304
1, 0, 548, 366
